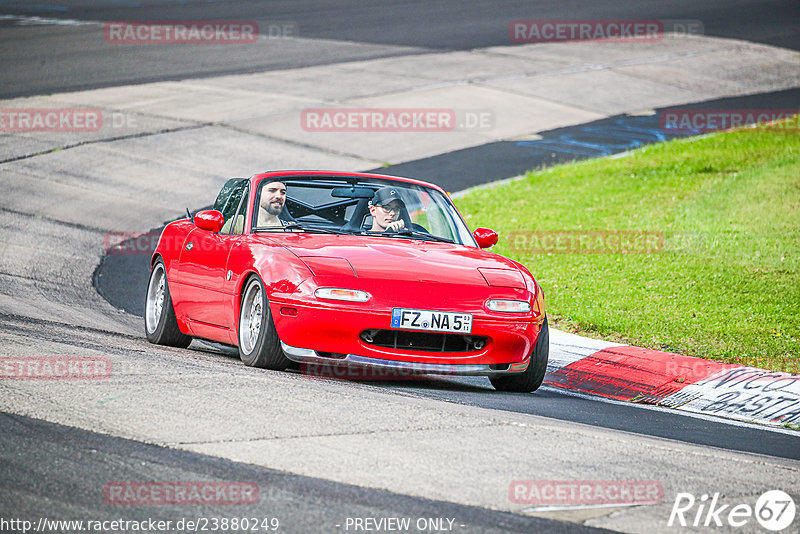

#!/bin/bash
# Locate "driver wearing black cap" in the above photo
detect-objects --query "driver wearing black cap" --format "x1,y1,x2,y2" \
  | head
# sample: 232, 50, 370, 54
369, 187, 406, 232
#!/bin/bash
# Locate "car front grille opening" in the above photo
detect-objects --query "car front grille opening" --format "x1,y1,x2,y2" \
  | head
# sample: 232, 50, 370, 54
360, 329, 487, 353
316, 352, 347, 359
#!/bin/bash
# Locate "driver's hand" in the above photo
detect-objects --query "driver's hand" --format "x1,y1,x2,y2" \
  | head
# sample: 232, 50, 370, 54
386, 220, 405, 232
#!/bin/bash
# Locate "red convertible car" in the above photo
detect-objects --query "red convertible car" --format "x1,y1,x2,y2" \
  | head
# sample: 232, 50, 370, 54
145, 170, 548, 392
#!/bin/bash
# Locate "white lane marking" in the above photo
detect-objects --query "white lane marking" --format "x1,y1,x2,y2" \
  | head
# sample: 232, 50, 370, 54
0, 14, 99, 26
523, 502, 646, 513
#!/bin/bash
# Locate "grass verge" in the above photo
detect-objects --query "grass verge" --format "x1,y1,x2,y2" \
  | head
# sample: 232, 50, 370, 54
454, 121, 800, 373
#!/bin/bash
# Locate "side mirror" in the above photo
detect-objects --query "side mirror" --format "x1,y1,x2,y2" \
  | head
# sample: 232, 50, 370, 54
194, 210, 224, 233
473, 227, 498, 249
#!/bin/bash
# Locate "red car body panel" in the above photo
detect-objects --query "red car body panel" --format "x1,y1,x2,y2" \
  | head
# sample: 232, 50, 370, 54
152, 171, 545, 372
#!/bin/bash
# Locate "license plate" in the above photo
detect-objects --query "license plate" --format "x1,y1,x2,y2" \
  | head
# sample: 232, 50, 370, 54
391, 308, 472, 334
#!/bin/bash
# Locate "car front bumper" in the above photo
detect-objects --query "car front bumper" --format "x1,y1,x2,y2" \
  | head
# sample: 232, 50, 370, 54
280, 341, 531, 376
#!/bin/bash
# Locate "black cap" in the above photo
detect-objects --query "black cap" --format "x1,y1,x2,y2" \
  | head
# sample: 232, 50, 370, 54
371, 187, 405, 207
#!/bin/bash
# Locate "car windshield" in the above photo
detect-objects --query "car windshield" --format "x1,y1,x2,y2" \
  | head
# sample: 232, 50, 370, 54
252, 177, 477, 246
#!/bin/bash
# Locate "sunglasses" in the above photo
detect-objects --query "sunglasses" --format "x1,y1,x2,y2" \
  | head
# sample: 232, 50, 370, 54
378, 203, 402, 213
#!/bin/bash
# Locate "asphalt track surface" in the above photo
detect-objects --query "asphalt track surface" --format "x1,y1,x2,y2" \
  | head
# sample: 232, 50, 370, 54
2, 412, 612, 534
2, 1, 800, 532
0, 0, 798, 98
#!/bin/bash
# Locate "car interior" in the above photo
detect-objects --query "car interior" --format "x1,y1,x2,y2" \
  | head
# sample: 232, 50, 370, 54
211, 178, 448, 239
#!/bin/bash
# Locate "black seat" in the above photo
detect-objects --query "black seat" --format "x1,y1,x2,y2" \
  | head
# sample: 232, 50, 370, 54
279, 204, 298, 224
341, 198, 371, 231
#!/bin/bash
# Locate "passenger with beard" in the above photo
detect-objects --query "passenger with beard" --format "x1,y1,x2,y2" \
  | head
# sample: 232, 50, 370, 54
257, 181, 287, 227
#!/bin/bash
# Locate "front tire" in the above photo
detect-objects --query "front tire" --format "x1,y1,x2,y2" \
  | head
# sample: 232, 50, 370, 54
490, 316, 549, 393
144, 260, 192, 347
238, 276, 290, 370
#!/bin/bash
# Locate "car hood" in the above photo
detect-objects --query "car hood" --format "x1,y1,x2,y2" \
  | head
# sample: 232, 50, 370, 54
259, 234, 527, 288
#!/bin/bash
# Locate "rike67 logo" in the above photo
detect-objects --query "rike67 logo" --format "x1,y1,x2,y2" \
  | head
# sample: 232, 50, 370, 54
669, 490, 796, 531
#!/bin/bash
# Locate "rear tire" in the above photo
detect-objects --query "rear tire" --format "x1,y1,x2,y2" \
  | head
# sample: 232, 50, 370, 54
238, 276, 290, 370
490, 316, 549, 393
144, 260, 192, 348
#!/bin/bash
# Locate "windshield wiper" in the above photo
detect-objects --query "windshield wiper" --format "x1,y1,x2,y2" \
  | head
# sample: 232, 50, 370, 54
361, 229, 454, 243
395, 230, 454, 243
282, 222, 349, 235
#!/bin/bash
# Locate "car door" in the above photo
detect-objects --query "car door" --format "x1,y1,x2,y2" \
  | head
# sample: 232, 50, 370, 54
176, 179, 248, 330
